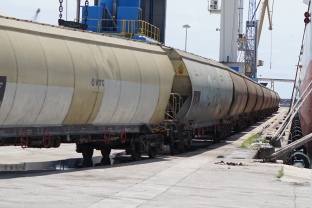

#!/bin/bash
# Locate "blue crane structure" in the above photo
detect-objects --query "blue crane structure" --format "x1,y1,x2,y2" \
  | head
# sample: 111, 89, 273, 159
245, 0, 258, 79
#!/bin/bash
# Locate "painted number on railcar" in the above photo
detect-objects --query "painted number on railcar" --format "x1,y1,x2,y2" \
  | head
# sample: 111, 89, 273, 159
0, 76, 6, 107
91, 78, 105, 87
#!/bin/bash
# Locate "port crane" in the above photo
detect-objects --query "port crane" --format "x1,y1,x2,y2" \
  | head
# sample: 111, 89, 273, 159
245, 0, 273, 79
208, 0, 273, 79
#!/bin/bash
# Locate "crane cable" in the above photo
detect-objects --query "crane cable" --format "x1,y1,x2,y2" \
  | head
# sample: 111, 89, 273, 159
269, 0, 275, 70
289, 0, 311, 111
252, 0, 262, 20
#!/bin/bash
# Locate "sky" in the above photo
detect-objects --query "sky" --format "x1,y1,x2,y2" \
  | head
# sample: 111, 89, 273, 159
0, 0, 308, 99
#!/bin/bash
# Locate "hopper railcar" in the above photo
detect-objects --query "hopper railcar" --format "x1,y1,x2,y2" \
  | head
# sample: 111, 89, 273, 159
0, 16, 279, 164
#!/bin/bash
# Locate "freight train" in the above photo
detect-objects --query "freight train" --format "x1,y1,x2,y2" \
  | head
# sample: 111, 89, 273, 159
0, 15, 280, 165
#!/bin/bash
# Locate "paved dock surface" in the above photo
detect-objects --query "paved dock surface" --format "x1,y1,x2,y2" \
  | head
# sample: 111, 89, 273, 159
0, 108, 311, 208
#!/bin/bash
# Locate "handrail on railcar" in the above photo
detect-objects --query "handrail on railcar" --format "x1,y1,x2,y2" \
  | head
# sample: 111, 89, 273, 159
75, 18, 160, 42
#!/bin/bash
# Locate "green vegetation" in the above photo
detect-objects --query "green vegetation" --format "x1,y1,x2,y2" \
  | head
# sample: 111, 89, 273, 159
241, 134, 261, 148
277, 166, 284, 179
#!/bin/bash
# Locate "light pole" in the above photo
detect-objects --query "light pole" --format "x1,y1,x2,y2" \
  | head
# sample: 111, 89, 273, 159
182, 24, 191, 51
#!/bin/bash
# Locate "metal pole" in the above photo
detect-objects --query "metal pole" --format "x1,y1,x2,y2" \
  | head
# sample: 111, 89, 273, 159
185, 28, 187, 51
76, 0, 81, 23
149, 0, 154, 24
183, 24, 190, 51
66, 0, 68, 21
238, 0, 244, 35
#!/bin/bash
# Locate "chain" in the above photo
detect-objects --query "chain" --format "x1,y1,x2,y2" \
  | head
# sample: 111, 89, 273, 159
59, 0, 63, 19
84, 0, 89, 24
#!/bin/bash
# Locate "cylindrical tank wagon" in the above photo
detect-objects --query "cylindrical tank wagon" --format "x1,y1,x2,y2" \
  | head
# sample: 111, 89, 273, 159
0, 17, 174, 127
164, 47, 280, 141
0, 16, 280, 164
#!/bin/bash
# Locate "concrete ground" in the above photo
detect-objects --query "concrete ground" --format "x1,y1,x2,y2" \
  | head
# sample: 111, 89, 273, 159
0, 108, 311, 208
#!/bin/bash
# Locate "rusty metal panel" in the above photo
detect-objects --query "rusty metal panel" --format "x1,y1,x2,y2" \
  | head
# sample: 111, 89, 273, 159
273, 93, 278, 107
269, 91, 276, 108
253, 84, 264, 111
275, 92, 280, 107
266, 89, 273, 109
244, 79, 257, 113
261, 87, 271, 110
275, 92, 279, 107
274, 92, 278, 108
228, 72, 248, 117
181, 58, 233, 123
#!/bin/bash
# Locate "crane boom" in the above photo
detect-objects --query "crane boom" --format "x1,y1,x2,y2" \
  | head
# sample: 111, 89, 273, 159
266, 1, 273, 30
258, 0, 273, 45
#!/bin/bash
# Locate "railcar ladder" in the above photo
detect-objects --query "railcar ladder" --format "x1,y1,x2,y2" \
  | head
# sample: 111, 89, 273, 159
165, 93, 183, 122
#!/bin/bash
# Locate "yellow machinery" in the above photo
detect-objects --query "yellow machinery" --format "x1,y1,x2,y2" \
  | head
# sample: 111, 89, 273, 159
258, 0, 273, 45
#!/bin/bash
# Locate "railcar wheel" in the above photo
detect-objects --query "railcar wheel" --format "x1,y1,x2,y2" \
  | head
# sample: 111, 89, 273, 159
294, 145, 308, 155
213, 137, 220, 144
53, 136, 61, 148
82, 148, 94, 168
184, 139, 191, 151
125, 148, 132, 155
289, 152, 310, 168
179, 143, 186, 153
184, 132, 192, 151
82, 159, 93, 167
101, 148, 111, 158
100, 157, 111, 166
148, 147, 157, 159
170, 143, 179, 155
131, 143, 142, 161
82, 148, 94, 160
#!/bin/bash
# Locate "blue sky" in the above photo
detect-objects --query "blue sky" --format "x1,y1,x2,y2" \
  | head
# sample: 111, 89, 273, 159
0, 0, 308, 98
